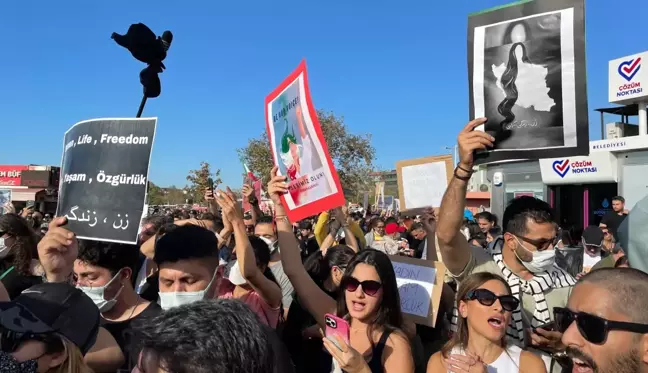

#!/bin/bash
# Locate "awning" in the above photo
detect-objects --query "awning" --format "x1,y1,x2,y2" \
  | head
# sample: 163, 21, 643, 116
11, 189, 45, 201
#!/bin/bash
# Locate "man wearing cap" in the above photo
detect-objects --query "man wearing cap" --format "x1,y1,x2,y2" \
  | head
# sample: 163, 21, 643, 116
580, 226, 604, 274
0, 282, 99, 372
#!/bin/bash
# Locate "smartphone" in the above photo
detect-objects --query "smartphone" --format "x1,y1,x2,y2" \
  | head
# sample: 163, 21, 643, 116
533, 321, 556, 333
207, 178, 214, 193
324, 313, 350, 350
26, 200, 35, 209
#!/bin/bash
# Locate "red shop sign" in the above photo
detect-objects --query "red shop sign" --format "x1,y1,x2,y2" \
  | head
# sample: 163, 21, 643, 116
0, 165, 29, 186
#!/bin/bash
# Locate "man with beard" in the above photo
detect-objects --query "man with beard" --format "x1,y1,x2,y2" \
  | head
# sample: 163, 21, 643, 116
558, 267, 648, 373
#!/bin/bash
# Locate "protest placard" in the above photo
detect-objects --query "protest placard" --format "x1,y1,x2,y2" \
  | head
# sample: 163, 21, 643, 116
56, 118, 157, 244
265, 60, 344, 222
468, 0, 588, 164
390, 255, 446, 327
396, 155, 453, 214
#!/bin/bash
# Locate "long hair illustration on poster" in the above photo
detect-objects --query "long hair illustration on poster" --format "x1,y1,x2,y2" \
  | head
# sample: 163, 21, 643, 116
497, 42, 529, 129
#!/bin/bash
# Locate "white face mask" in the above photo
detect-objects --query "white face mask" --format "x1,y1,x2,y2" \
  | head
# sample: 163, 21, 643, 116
514, 237, 556, 273
78, 269, 124, 312
0, 238, 11, 259
158, 269, 218, 311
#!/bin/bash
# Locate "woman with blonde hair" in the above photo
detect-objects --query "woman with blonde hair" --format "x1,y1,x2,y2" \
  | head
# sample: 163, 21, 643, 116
0, 282, 99, 373
427, 272, 546, 373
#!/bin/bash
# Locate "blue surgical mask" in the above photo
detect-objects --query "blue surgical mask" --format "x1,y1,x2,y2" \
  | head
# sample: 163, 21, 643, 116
158, 269, 218, 310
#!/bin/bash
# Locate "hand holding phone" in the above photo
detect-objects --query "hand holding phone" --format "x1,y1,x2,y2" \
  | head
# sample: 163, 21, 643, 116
324, 313, 350, 351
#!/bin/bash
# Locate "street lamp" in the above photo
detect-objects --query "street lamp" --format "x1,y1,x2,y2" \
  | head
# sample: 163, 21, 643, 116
444, 146, 458, 165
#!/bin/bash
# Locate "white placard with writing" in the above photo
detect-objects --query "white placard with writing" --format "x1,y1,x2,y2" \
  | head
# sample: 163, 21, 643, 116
391, 261, 436, 318
401, 161, 448, 209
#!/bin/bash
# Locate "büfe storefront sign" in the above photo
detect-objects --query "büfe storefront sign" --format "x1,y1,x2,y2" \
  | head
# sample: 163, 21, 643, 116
609, 51, 648, 104
540, 152, 617, 185
0, 166, 29, 186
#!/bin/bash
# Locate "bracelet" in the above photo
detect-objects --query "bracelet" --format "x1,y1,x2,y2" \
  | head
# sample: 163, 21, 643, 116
275, 215, 290, 224
453, 167, 472, 181
456, 163, 474, 174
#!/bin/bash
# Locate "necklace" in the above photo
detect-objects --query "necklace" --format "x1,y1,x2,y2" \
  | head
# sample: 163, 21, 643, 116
128, 296, 141, 320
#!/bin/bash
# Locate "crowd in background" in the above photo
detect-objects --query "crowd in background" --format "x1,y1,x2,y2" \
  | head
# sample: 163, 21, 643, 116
0, 123, 646, 373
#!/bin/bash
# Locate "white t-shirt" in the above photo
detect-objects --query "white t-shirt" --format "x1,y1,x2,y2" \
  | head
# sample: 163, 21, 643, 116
583, 252, 602, 273
450, 345, 522, 373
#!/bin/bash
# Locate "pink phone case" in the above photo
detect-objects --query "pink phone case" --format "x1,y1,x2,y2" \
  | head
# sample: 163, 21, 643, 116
324, 313, 350, 349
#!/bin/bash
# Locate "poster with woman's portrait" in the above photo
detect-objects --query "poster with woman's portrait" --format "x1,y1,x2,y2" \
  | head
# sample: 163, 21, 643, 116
265, 60, 345, 221
468, 0, 588, 164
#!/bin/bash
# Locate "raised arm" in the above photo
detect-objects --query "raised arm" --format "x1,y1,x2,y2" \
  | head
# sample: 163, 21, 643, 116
333, 207, 359, 252
243, 183, 264, 224
436, 118, 493, 274
269, 167, 337, 327
217, 188, 282, 308
421, 208, 438, 261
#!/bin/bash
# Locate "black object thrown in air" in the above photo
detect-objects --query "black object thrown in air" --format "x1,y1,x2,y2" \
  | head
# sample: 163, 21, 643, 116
111, 23, 173, 117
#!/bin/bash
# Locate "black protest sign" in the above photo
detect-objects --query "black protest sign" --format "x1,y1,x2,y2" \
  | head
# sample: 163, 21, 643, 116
56, 118, 156, 244
468, 0, 588, 164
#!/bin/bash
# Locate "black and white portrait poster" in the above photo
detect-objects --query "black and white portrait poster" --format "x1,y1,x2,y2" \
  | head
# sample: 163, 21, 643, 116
468, 0, 588, 164
56, 118, 157, 244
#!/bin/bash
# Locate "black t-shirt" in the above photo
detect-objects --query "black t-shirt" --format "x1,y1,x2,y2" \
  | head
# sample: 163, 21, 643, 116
0, 260, 42, 299
299, 236, 320, 261
101, 302, 162, 372
601, 211, 627, 239
283, 289, 336, 373
263, 323, 296, 373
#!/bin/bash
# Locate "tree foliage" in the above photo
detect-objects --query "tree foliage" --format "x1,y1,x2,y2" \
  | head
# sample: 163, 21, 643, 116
186, 162, 222, 204
146, 182, 166, 205
237, 109, 375, 202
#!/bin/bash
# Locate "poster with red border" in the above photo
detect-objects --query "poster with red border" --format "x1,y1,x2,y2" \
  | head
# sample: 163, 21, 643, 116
265, 60, 345, 222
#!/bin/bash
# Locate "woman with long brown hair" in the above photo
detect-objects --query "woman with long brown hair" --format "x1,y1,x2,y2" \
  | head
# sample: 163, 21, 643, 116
427, 272, 546, 373
0, 213, 42, 298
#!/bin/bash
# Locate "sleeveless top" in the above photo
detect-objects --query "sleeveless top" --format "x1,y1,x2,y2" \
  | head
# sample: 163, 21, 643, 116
449, 345, 522, 373
333, 330, 393, 373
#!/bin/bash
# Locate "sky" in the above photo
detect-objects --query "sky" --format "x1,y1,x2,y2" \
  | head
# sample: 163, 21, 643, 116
0, 0, 645, 188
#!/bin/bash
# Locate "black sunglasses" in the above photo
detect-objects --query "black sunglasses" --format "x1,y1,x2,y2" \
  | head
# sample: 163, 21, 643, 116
464, 289, 520, 312
554, 307, 648, 344
343, 277, 382, 296
1, 329, 63, 353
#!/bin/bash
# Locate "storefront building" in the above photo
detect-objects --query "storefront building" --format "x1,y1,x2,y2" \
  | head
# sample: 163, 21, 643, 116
540, 136, 648, 233
0, 165, 60, 213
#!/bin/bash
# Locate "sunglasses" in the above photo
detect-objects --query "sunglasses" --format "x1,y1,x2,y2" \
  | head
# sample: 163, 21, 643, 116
343, 277, 382, 297
464, 289, 520, 312
1, 329, 63, 353
554, 307, 648, 344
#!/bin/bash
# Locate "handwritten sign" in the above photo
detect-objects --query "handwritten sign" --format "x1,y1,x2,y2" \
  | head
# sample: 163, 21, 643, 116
56, 118, 157, 244
390, 255, 445, 327
396, 155, 453, 212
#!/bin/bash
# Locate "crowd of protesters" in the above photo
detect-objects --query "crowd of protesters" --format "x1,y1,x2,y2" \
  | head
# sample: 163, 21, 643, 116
0, 121, 646, 373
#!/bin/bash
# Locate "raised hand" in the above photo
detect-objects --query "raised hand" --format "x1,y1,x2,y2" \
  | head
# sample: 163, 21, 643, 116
267, 166, 289, 204
215, 187, 243, 223
457, 118, 494, 169
37, 217, 78, 282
